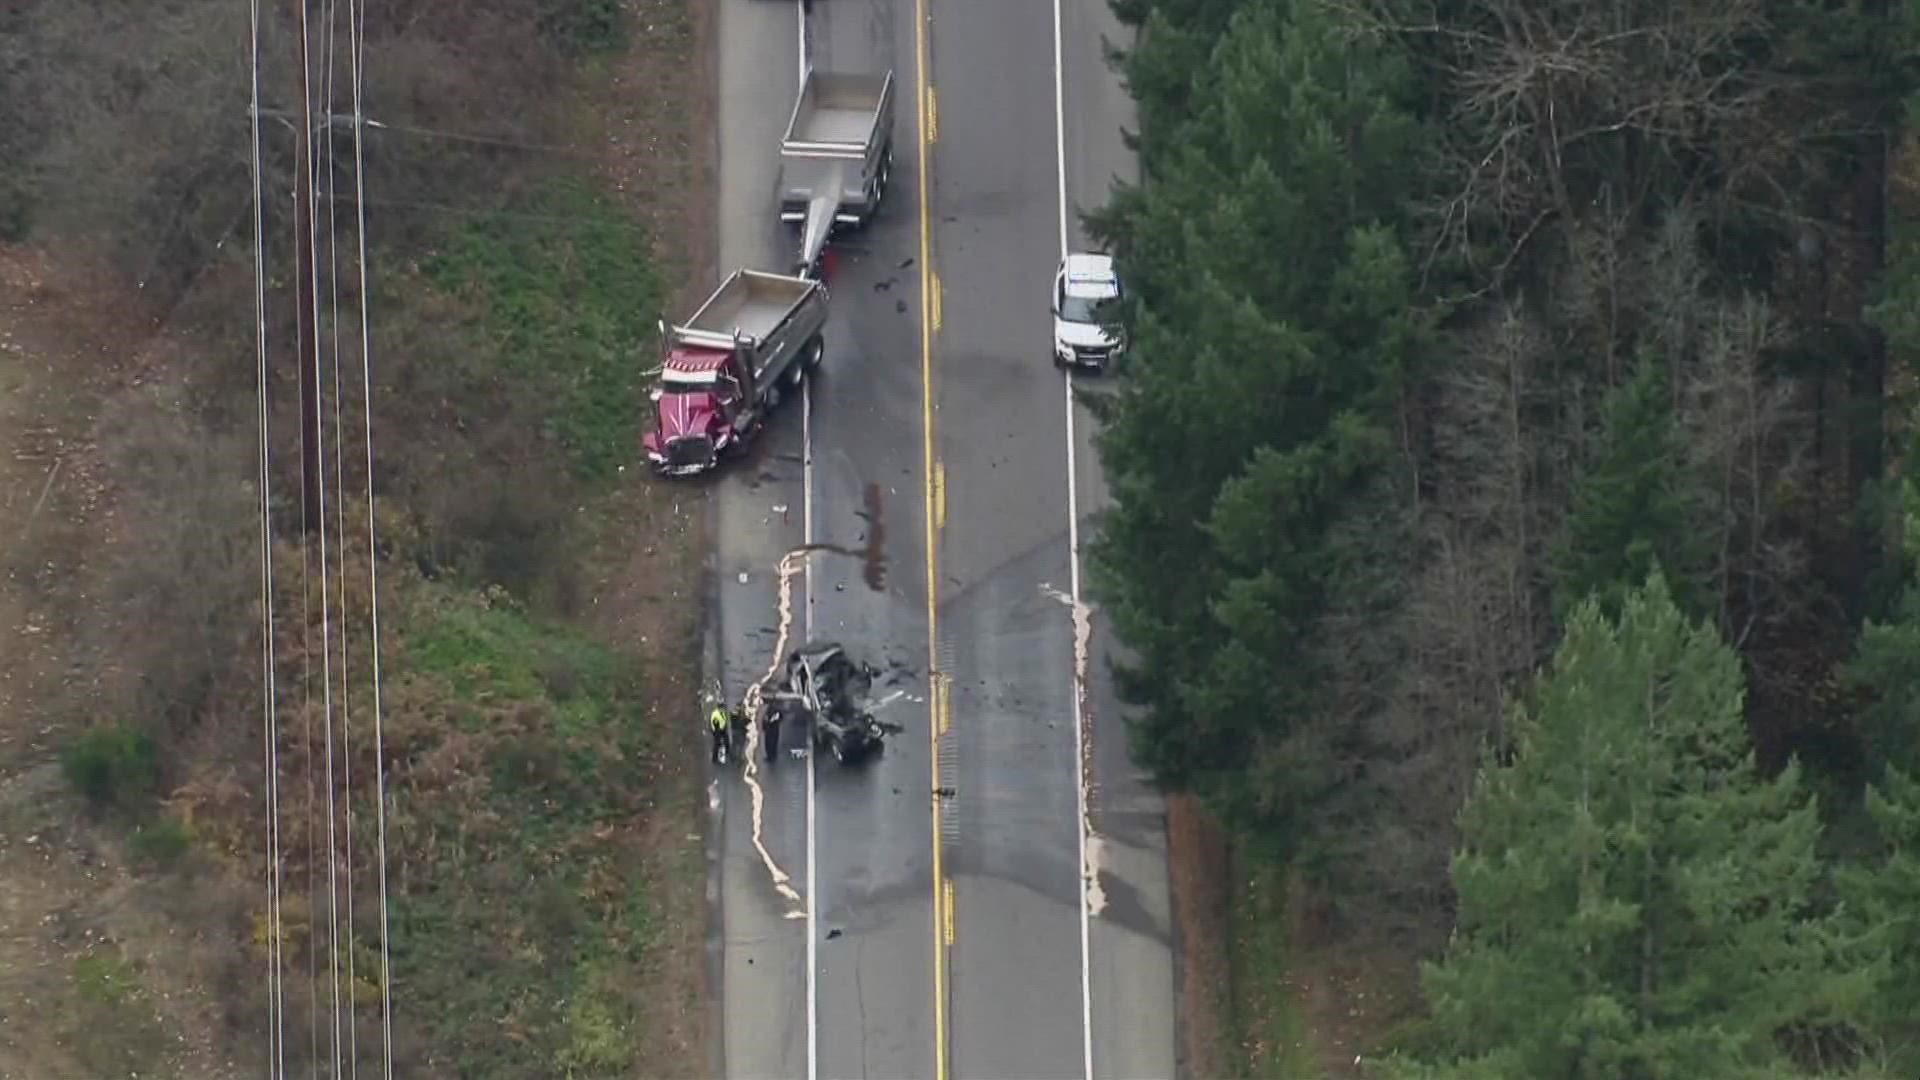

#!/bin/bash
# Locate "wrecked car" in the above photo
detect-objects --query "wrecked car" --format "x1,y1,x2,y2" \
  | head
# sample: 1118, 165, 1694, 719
774, 640, 889, 764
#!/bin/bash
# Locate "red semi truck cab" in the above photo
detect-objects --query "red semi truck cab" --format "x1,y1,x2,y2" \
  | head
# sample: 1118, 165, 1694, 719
644, 346, 748, 475
643, 269, 829, 477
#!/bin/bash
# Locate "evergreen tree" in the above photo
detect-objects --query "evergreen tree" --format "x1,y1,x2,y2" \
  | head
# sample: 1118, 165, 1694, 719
1844, 425, 1920, 779
1837, 767, 1920, 1068
1552, 357, 1710, 624
1393, 575, 1878, 1079
1846, 589, 1920, 779
1086, 0, 1424, 832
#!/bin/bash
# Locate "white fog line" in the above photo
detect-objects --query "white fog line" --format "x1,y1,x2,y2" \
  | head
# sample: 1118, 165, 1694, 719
795, 0, 819, 1071
803, 360, 820, 1080
1051, 0, 1096, 1075
790, 1, 820, 1076
790, 2, 819, 1076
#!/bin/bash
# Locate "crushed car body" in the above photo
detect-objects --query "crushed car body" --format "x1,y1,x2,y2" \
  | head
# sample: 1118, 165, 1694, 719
770, 640, 889, 764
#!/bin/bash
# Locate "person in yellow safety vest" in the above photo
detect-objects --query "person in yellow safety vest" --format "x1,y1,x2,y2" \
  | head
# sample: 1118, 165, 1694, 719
709, 703, 731, 763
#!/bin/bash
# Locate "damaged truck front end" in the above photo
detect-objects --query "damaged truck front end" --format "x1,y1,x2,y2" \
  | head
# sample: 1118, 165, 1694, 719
644, 347, 737, 477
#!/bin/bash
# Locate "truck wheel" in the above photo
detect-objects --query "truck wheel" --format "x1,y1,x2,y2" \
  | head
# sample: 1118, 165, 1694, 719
787, 359, 807, 389
804, 336, 825, 371
764, 383, 782, 411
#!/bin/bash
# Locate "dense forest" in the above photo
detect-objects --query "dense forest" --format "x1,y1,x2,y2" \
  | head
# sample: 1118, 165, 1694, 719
1093, 0, 1920, 1071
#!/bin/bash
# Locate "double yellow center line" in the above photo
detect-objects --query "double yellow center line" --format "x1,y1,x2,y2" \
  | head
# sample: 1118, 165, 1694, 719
912, 0, 950, 1077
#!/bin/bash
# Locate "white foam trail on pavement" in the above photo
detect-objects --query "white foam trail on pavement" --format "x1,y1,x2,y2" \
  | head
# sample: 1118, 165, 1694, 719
739, 547, 818, 917
1041, 583, 1108, 917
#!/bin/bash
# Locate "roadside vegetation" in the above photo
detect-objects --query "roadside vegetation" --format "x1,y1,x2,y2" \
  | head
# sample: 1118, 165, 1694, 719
384, 584, 660, 1076
1095, 0, 1920, 1073
0, 0, 707, 1075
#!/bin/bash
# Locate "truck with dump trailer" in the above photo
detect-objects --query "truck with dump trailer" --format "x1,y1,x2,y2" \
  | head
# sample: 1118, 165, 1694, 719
643, 268, 828, 476
778, 66, 897, 276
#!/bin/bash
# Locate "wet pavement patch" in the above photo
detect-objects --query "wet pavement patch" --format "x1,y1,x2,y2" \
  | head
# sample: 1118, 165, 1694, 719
859, 482, 888, 591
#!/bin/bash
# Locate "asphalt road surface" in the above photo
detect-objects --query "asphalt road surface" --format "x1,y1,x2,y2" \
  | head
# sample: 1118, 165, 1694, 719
708, 2, 1173, 1077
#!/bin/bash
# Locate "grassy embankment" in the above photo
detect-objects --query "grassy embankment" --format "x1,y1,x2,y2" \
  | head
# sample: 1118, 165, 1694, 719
2, 1, 710, 1074
370, 177, 696, 1076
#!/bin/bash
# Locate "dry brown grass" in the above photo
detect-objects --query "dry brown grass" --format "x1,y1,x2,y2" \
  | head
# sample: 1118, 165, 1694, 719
0, 247, 249, 1079
1165, 791, 1423, 1080
1167, 794, 1233, 1078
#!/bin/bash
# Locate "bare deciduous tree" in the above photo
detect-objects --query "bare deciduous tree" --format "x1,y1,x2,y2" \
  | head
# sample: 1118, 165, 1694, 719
1678, 293, 1813, 646
1336, 0, 1852, 296
88, 382, 258, 728
5, 0, 253, 289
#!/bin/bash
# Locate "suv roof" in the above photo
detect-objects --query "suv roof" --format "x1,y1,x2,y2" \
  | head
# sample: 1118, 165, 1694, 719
1061, 252, 1118, 299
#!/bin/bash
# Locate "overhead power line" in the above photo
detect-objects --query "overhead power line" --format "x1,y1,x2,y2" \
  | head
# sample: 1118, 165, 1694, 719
246, 0, 287, 1072
249, 6, 397, 1074
290, 1, 347, 1075
346, 0, 397, 1069
317, 2, 362, 1072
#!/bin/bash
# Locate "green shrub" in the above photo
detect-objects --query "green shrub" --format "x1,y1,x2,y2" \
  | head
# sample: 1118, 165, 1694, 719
0, 178, 31, 242
128, 816, 191, 868
72, 952, 137, 1005
538, 0, 627, 56
67, 949, 169, 1074
556, 974, 634, 1076
61, 724, 159, 809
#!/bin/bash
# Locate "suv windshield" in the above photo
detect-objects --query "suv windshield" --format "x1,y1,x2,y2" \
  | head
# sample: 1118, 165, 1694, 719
1058, 291, 1118, 325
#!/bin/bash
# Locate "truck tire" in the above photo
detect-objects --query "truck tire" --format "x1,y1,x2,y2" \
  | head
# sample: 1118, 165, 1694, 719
804, 335, 825, 371
875, 149, 896, 225
764, 382, 783, 412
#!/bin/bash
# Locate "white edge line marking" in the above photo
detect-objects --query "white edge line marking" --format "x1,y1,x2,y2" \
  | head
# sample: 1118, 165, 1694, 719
803, 342, 819, 1080
796, 6, 818, 1080
1053, 0, 1096, 1077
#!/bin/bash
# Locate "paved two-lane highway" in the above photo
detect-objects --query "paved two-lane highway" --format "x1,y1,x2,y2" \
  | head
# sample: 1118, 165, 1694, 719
713, 3, 935, 1077
709, 2, 1172, 1077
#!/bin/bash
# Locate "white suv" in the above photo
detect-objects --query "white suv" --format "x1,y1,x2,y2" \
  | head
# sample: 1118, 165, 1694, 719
1051, 252, 1125, 373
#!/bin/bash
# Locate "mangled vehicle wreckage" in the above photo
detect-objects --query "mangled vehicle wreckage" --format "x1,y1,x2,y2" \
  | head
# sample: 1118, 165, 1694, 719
772, 640, 890, 764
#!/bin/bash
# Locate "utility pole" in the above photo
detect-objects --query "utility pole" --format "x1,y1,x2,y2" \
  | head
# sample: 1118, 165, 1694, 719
291, 0, 323, 533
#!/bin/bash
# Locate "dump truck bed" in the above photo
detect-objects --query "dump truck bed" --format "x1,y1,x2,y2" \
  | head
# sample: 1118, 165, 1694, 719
667, 268, 827, 388
778, 69, 898, 272
799, 98, 870, 144
678, 269, 817, 345
782, 70, 892, 153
